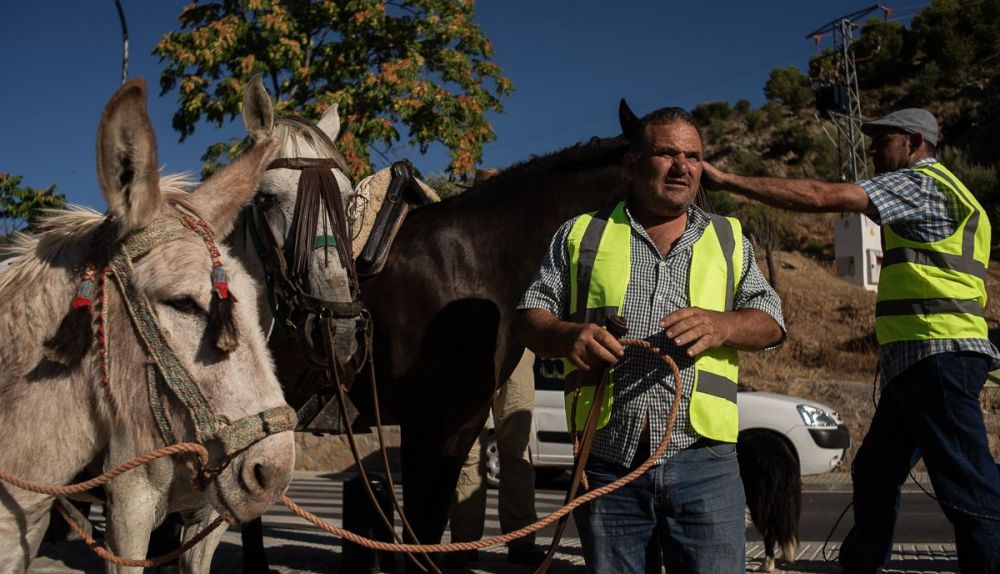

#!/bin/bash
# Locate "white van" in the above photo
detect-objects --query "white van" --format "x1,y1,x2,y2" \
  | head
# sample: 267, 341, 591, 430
484, 351, 849, 485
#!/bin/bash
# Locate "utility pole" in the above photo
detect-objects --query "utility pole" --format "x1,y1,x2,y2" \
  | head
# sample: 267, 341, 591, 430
807, 5, 890, 291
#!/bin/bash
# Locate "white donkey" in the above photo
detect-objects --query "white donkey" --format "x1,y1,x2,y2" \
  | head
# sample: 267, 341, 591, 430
0, 79, 295, 573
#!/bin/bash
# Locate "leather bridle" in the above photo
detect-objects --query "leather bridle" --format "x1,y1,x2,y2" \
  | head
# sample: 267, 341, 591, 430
248, 156, 366, 375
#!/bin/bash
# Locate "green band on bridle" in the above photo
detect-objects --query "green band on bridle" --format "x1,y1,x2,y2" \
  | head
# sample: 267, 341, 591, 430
314, 235, 337, 249
109, 217, 296, 465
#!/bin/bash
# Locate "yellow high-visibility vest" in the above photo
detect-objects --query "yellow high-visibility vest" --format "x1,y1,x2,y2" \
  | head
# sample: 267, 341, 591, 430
562, 202, 743, 442
875, 162, 990, 344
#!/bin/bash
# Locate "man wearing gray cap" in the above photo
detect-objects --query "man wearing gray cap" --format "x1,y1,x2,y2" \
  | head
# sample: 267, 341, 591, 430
703, 108, 1000, 573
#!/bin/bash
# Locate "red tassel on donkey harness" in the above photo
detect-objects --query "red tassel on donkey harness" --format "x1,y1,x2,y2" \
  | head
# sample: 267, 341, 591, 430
44, 264, 98, 367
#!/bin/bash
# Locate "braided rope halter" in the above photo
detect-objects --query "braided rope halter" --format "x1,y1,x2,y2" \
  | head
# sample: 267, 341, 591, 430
65, 213, 297, 476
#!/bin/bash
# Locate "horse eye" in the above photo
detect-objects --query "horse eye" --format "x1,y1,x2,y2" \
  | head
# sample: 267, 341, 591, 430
165, 297, 202, 314
254, 193, 279, 211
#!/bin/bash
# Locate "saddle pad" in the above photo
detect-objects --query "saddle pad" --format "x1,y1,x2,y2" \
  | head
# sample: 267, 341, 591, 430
350, 166, 440, 256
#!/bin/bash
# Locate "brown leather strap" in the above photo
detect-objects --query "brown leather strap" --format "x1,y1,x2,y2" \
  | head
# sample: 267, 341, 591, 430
267, 157, 343, 170
535, 315, 628, 574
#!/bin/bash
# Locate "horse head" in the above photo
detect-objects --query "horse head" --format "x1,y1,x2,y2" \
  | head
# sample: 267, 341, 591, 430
239, 75, 363, 378
0, 78, 295, 570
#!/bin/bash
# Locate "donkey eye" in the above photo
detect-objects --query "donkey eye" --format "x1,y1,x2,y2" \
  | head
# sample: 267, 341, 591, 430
165, 297, 202, 314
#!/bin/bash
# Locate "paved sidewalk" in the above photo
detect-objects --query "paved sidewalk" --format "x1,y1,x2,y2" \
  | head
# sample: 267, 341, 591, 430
29, 471, 956, 574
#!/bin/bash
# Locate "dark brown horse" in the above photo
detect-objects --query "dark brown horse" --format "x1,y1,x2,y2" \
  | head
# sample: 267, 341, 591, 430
352, 135, 629, 549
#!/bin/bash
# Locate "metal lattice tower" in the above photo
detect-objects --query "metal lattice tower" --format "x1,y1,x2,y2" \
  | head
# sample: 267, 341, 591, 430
807, 5, 889, 181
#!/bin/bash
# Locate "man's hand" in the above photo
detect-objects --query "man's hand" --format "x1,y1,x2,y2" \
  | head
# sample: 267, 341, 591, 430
701, 161, 729, 190
660, 307, 732, 357
565, 323, 624, 371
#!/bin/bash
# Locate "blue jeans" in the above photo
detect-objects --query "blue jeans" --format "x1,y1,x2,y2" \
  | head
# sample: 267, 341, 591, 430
574, 441, 746, 574
840, 352, 1000, 574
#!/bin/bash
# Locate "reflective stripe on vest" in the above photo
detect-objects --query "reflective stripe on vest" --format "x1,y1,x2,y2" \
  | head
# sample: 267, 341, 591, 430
562, 203, 630, 431
688, 214, 743, 443
875, 162, 990, 344
561, 203, 743, 442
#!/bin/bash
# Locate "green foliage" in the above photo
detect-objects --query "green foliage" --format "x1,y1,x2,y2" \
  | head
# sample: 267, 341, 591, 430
705, 189, 737, 216
854, 19, 910, 87
910, 0, 1000, 82
938, 146, 1000, 250
692, 101, 734, 126
764, 66, 813, 111
0, 173, 64, 234
767, 123, 814, 162
734, 202, 795, 249
155, 0, 513, 177
421, 172, 468, 199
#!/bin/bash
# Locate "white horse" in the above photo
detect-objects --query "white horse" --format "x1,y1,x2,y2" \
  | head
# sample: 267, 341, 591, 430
0, 79, 295, 573
233, 77, 362, 406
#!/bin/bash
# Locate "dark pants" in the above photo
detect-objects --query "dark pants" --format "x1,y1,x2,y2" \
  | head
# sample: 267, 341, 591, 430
839, 352, 1000, 573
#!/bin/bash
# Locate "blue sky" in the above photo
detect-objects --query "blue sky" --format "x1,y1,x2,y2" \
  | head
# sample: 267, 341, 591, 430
1, 1, 925, 210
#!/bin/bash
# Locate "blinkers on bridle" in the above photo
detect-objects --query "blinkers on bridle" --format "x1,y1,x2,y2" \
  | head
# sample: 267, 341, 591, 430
247, 154, 369, 387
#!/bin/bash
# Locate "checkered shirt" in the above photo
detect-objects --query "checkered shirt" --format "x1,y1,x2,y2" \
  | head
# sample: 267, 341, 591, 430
518, 203, 785, 467
859, 157, 1000, 382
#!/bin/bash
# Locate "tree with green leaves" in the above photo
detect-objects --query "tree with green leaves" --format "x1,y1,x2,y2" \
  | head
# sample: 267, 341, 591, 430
0, 173, 65, 235
155, 0, 513, 178
764, 66, 813, 112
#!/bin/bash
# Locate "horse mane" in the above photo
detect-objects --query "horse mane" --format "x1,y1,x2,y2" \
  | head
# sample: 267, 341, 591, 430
273, 116, 352, 177
455, 134, 628, 198
0, 174, 197, 293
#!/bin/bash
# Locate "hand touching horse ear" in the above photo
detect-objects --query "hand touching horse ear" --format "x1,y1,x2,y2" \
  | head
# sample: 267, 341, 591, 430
0, 78, 295, 573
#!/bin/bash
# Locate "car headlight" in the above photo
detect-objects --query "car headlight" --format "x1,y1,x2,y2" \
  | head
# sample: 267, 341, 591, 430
796, 404, 839, 427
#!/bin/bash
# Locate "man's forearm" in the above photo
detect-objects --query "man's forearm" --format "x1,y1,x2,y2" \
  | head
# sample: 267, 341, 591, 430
711, 171, 872, 214
723, 309, 784, 351
514, 308, 577, 358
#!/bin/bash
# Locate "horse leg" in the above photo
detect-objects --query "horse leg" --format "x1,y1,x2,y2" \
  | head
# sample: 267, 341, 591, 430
240, 517, 269, 574
399, 412, 488, 570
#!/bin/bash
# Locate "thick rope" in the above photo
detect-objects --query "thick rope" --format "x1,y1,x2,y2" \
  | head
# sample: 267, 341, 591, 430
280, 337, 683, 553
0, 442, 223, 566
0, 443, 209, 496
55, 505, 227, 568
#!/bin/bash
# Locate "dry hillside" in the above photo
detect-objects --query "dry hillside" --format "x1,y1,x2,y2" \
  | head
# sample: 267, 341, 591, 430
741, 249, 1000, 472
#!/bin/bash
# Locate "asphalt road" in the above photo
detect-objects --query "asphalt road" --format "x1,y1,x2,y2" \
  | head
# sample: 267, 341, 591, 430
29, 472, 960, 573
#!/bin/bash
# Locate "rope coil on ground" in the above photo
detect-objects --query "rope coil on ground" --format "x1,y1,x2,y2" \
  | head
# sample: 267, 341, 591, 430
280, 337, 683, 553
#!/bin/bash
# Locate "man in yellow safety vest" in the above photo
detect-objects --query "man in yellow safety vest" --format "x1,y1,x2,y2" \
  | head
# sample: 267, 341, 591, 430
703, 108, 1000, 574
515, 101, 785, 573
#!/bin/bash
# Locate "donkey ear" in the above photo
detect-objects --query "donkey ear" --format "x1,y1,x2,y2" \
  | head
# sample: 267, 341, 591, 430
189, 139, 278, 238
96, 78, 160, 235
317, 103, 341, 142
242, 74, 274, 144
619, 98, 642, 144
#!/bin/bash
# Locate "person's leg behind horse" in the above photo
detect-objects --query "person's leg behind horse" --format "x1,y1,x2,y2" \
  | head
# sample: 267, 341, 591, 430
493, 370, 542, 562
574, 457, 658, 574
445, 429, 487, 566
656, 440, 745, 574
899, 352, 1000, 573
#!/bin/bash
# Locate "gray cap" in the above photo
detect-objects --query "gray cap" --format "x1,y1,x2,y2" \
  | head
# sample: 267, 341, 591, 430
861, 108, 938, 146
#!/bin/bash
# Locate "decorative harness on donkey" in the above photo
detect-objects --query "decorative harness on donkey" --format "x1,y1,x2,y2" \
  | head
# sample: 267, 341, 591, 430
48, 213, 298, 471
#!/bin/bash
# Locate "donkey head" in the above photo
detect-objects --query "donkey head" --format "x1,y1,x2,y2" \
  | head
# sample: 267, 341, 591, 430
94, 79, 294, 522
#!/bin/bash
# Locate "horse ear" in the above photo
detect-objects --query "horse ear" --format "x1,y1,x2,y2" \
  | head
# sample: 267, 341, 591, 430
243, 74, 274, 144
96, 78, 160, 235
317, 103, 341, 142
189, 139, 278, 238
619, 98, 642, 144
